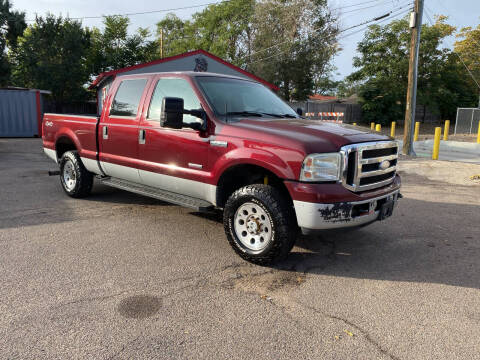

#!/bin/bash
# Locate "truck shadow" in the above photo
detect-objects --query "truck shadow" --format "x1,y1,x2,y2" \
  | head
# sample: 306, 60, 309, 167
190, 195, 480, 290
85, 181, 173, 206
271, 196, 480, 290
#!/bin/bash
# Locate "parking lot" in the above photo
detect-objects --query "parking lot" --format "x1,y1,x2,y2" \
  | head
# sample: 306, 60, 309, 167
1, 138, 479, 359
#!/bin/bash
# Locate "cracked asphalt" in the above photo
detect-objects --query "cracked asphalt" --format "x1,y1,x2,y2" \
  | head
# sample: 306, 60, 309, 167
1, 138, 479, 359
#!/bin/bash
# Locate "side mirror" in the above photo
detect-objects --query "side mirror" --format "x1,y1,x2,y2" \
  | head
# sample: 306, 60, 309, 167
296, 107, 303, 116
161, 97, 184, 129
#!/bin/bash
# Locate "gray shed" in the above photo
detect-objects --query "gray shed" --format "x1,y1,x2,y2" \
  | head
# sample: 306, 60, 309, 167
89, 49, 279, 115
0, 88, 51, 137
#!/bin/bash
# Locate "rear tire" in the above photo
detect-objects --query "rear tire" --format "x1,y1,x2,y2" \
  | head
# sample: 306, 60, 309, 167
223, 184, 297, 265
58, 151, 93, 198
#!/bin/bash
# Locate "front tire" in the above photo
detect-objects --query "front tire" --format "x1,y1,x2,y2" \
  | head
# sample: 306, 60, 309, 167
58, 151, 93, 198
223, 184, 297, 265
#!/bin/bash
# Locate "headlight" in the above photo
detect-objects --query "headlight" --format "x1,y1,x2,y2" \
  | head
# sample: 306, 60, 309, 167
300, 153, 342, 182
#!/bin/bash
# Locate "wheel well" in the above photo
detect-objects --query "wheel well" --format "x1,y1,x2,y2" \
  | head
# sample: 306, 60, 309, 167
216, 164, 292, 208
56, 137, 77, 159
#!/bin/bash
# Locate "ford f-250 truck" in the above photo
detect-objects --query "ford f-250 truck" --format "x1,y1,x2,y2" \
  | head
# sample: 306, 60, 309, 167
42, 72, 401, 264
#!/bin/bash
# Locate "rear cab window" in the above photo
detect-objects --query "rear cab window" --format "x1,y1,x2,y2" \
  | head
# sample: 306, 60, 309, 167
110, 79, 148, 117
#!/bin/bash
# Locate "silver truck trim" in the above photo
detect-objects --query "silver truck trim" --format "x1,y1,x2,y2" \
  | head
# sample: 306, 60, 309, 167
340, 140, 399, 192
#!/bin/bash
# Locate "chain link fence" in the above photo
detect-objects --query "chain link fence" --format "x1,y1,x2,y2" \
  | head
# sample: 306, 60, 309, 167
455, 108, 480, 134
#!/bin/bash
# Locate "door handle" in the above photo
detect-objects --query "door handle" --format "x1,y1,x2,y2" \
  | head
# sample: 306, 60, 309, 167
103, 126, 108, 139
139, 129, 146, 144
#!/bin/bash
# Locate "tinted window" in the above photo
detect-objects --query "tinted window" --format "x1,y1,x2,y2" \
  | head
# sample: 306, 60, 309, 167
148, 78, 201, 124
110, 79, 147, 117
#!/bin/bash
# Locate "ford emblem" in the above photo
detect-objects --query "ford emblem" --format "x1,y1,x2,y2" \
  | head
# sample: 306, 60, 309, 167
379, 160, 391, 170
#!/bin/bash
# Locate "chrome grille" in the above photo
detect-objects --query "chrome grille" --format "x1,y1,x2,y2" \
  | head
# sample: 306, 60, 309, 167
340, 141, 398, 192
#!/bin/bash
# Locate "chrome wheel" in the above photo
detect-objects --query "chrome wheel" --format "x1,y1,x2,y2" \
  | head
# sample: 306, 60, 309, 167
62, 159, 77, 191
234, 202, 273, 252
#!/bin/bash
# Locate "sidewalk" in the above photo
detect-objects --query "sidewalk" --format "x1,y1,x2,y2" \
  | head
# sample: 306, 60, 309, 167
397, 140, 480, 164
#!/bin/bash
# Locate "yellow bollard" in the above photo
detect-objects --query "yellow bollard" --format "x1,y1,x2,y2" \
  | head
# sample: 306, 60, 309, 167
443, 120, 450, 141
353, 122, 357, 126
477, 121, 480, 144
371, 122, 375, 130
432, 127, 441, 160
375, 124, 381, 132
414, 122, 420, 141
390, 122, 396, 138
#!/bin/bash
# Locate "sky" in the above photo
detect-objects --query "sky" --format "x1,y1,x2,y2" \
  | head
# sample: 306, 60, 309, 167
11, 0, 480, 80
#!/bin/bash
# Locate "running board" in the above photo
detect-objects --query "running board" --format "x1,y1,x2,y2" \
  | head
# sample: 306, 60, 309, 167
99, 177, 214, 212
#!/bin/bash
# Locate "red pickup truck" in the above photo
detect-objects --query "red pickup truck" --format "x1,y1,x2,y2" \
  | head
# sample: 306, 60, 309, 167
42, 72, 401, 264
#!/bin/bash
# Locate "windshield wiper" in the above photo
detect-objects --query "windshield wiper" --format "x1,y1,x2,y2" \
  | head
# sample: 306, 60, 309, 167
278, 113, 297, 118
225, 111, 298, 118
226, 111, 263, 117
259, 112, 297, 118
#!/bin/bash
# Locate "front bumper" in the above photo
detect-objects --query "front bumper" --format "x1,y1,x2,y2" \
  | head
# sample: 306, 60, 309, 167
293, 189, 400, 233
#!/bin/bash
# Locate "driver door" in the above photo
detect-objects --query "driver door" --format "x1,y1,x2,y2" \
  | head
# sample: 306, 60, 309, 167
137, 76, 211, 200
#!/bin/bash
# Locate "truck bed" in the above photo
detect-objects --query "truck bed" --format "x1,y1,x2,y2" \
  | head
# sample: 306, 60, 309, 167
42, 113, 99, 163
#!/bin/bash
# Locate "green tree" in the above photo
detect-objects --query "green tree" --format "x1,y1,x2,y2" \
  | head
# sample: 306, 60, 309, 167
11, 15, 91, 102
0, 0, 25, 85
248, 0, 338, 101
87, 16, 158, 75
156, 0, 254, 64
155, 0, 338, 101
454, 22, 480, 104
156, 14, 192, 57
349, 15, 477, 124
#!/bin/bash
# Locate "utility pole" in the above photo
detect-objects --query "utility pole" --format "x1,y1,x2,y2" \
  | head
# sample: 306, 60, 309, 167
160, 28, 164, 59
403, 0, 424, 155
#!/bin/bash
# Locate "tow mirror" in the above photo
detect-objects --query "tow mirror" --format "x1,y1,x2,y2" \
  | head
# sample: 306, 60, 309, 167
161, 97, 184, 129
161, 97, 207, 131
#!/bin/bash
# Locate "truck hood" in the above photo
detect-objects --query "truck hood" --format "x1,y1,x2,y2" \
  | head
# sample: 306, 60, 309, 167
225, 118, 393, 154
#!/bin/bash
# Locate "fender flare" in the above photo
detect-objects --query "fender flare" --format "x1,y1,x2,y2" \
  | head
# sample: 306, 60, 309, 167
212, 148, 297, 185
54, 128, 82, 156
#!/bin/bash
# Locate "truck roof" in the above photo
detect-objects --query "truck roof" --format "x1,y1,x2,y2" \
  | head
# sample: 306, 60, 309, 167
115, 71, 259, 84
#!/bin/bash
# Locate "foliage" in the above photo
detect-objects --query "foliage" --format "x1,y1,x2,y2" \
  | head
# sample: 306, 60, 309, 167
156, 0, 255, 65
9, 14, 157, 102
454, 23, 480, 101
156, 0, 339, 101
349, 15, 478, 124
10, 15, 91, 102
0, 0, 25, 85
335, 79, 360, 98
86, 16, 158, 76
248, 0, 338, 101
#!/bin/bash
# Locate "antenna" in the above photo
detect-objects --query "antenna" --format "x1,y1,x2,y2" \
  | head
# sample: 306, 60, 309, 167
225, 102, 228, 123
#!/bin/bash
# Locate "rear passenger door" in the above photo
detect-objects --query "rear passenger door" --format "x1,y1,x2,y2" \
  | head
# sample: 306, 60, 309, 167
99, 78, 149, 183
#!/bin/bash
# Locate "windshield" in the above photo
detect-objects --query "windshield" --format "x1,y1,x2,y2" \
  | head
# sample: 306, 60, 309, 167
196, 76, 298, 121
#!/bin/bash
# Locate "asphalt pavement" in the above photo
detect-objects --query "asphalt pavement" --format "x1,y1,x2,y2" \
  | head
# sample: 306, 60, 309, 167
1, 138, 479, 359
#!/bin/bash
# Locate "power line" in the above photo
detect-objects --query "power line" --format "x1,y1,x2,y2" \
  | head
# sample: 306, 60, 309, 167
339, 7, 410, 38
341, 1, 411, 32
245, 4, 411, 66
25, 0, 405, 24
26, 0, 232, 22
339, 0, 403, 16
241, 1, 410, 62
330, 0, 385, 12
430, 0, 480, 50
424, 7, 480, 90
